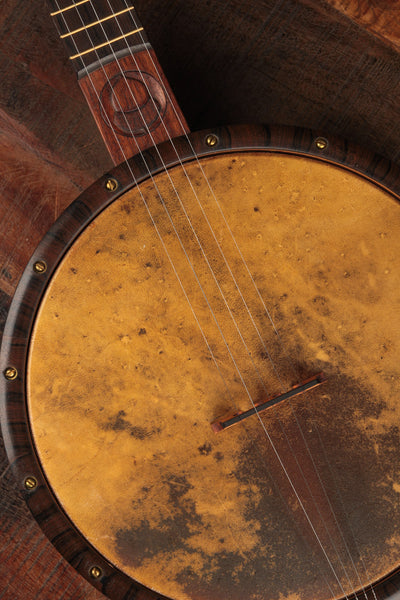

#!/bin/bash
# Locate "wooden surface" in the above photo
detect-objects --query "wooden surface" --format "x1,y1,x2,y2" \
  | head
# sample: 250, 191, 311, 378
1, 0, 400, 598
324, 0, 400, 51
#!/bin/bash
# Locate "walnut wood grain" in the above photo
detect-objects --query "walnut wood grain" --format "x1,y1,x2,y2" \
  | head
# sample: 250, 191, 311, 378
0, 108, 91, 300
0, 444, 105, 600
79, 49, 189, 163
323, 0, 400, 51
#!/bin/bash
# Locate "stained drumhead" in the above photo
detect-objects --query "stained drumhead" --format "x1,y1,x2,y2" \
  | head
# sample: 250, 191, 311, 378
26, 151, 400, 600
2, 125, 400, 600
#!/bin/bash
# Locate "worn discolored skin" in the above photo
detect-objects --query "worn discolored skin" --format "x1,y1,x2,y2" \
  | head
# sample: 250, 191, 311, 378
27, 152, 400, 600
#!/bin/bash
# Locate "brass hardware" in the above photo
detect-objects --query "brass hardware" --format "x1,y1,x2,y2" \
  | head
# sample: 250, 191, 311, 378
24, 476, 38, 490
105, 178, 119, 192
4, 367, 18, 381
206, 134, 219, 147
33, 260, 47, 274
90, 566, 102, 579
315, 137, 328, 150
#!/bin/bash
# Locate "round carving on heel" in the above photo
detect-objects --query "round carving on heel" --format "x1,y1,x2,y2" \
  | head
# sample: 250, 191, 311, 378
99, 70, 167, 137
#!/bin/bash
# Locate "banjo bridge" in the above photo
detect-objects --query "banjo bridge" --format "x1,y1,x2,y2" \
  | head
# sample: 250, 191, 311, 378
211, 372, 327, 433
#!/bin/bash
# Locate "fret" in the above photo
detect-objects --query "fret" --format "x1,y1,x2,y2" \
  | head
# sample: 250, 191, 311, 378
60, 6, 134, 38
50, 0, 90, 16
69, 27, 144, 60
48, 0, 149, 73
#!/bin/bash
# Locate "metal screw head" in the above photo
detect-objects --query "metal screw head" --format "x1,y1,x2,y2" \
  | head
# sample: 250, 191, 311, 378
24, 476, 38, 490
4, 367, 18, 381
90, 566, 102, 579
315, 137, 328, 150
33, 260, 47, 274
205, 134, 219, 147
105, 178, 119, 192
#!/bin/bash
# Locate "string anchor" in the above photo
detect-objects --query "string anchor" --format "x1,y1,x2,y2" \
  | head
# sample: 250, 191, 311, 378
211, 373, 327, 433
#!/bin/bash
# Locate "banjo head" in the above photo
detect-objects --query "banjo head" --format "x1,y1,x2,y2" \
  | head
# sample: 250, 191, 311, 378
2, 125, 400, 600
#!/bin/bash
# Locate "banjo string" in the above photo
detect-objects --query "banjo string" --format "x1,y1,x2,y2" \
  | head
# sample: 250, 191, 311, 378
94, 4, 375, 598
53, 2, 369, 597
55, 3, 358, 596
88, 11, 377, 596
54, 5, 354, 600
46, 10, 339, 591
51, 2, 274, 569
81, 15, 291, 397
107, 0, 301, 387
61, 0, 289, 422
91, 17, 377, 596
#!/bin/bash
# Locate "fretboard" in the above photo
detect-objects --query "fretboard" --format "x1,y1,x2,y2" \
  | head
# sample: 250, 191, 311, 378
48, 0, 149, 74
47, 0, 189, 163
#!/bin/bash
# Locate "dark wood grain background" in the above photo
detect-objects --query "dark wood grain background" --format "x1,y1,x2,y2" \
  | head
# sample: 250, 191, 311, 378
1, 0, 400, 598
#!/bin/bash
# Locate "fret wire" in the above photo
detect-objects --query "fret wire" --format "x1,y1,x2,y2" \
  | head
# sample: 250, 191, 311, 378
69, 27, 144, 59
50, 0, 90, 16
60, 6, 135, 39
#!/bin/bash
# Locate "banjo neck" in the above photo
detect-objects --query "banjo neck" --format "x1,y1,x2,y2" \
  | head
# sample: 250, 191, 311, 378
48, 0, 190, 163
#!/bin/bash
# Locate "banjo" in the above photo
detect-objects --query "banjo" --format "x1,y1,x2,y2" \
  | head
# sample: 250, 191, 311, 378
1, 1, 400, 599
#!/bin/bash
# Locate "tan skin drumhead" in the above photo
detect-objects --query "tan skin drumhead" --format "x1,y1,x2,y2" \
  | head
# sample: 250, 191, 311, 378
28, 152, 400, 600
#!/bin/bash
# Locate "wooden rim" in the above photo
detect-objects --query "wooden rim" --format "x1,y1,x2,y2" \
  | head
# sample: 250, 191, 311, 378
1, 123, 400, 600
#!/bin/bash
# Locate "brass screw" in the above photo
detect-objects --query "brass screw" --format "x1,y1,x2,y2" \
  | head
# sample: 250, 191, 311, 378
33, 260, 47, 274
24, 476, 38, 490
105, 178, 119, 192
4, 367, 18, 381
90, 566, 102, 579
315, 137, 328, 150
205, 134, 219, 147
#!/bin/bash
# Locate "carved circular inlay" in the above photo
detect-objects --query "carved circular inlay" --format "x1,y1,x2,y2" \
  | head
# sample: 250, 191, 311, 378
99, 70, 167, 138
